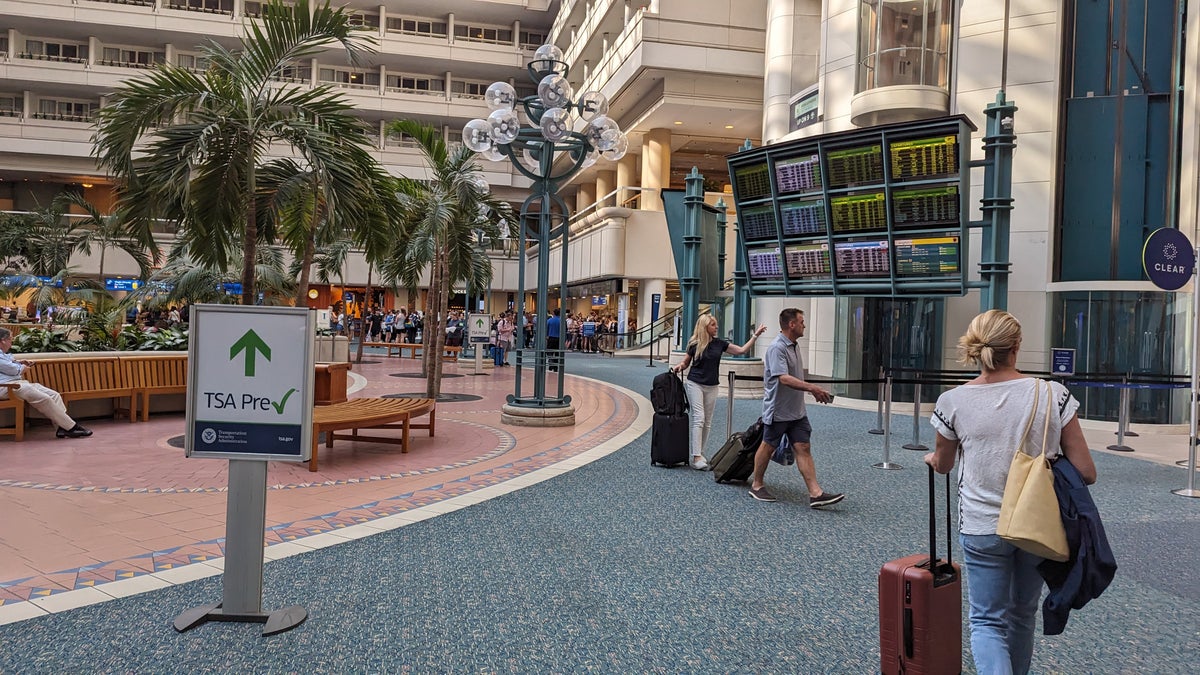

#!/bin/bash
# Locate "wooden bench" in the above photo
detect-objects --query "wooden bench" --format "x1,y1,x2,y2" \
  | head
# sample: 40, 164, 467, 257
442, 345, 462, 362
120, 353, 187, 422
361, 341, 425, 359
26, 356, 136, 423
0, 383, 24, 441
309, 397, 436, 472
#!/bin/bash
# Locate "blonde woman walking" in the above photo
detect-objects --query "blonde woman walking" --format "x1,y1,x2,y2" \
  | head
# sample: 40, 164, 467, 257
673, 314, 765, 469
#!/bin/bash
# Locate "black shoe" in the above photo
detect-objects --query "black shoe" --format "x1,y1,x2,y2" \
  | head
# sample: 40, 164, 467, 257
56, 425, 92, 439
748, 486, 777, 502
809, 492, 845, 509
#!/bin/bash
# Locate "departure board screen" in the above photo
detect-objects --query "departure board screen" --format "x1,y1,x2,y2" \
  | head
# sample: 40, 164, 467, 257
727, 114, 974, 297
831, 191, 887, 232
734, 163, 771, 200
781, 199, 826, 236
826, 145, 883, 188
892, 185, 960, 228
747, 247, 784, 280
834, 239, 890, 277
785, 243, 831, 278
775, 154, 822, 194
890, 135, 959, 182
894, 234, 960, 276
740, 205, 778, 241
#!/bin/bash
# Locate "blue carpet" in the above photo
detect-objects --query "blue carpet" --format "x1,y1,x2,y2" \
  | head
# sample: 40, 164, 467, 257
1, 354, 1198, 672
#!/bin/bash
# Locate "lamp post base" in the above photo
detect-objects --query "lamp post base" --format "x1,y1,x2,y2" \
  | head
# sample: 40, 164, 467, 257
501, 403, 576, 427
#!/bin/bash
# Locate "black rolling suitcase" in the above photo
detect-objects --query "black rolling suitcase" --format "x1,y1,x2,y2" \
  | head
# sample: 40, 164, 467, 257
650, 370, 689, 467
650, 413, 689, 466
711, 372, 763, 483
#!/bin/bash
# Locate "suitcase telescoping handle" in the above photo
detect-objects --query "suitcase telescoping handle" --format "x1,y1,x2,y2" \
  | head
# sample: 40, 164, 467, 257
926, 465, 953, 573
727, 370, 736, 437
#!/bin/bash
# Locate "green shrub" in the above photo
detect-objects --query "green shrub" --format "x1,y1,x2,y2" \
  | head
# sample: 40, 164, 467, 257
9, 328, 79, 354
136, 325, 189, 351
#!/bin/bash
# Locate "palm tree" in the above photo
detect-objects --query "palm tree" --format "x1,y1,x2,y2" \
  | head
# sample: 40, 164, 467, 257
380, 121, 514, 399
126, 240, 296, 308
93, 0, 382, 305
55, 191, 159, 281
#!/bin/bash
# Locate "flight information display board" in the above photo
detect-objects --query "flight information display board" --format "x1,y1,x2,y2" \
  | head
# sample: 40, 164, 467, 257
727, 115, 975, 297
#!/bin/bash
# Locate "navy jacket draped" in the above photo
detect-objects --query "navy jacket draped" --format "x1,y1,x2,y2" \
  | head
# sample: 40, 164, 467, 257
1037, 456, 1118, 635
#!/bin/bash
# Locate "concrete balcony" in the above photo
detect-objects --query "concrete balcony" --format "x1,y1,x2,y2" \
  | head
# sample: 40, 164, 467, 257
849, 85, 950, 127
333, 86, 491, 122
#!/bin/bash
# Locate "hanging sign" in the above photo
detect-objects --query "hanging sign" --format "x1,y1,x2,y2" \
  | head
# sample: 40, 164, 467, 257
1143, 228, 1195, 291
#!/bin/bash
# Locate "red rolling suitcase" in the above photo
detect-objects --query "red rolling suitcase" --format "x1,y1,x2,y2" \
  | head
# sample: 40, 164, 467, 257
879, 467, 962, 675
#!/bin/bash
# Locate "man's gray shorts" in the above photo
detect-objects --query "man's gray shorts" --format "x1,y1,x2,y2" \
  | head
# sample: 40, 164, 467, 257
763, 417, 812, 447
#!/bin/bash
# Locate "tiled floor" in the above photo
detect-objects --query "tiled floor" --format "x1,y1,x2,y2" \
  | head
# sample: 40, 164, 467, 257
0, 351, 649, 621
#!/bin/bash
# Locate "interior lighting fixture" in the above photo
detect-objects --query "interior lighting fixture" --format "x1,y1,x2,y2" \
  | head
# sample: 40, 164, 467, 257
81, 182, 93, 188
724, 125, 734, 129
674, 121, 683, 125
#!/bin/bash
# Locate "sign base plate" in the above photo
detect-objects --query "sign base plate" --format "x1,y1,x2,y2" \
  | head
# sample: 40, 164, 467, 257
174, 602, 308, 636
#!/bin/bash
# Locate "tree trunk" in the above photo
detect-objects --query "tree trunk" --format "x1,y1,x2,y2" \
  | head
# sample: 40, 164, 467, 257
422, 246, 443, 384
429, 253, 450, 399
293, 227, 316, 305
354, 265, 373, 364
241, 162, 257, 305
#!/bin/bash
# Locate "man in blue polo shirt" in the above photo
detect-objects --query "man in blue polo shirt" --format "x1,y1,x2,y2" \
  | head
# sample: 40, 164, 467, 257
546, 308, 561, 371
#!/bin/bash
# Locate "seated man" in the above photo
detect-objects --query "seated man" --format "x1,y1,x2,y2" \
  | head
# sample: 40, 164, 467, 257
0, 328, 92, 438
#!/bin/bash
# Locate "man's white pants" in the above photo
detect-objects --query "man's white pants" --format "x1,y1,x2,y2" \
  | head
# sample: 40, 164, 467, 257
2, 380, 75, 430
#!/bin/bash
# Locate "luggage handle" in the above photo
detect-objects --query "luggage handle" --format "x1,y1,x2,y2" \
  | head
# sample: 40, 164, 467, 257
726, 370, 736, 437
926, 465, 954, 581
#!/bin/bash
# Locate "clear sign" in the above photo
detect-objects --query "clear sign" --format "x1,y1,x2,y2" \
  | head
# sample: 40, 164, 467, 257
186, 305, 314, 461
1143, 228, 1195, 291
467, 313, 492, 344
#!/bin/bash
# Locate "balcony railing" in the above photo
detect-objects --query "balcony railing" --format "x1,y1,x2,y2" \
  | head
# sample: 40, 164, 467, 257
385, 86, 446, 97
31, 112, 95, 122
86, 0, 154, 5
95, 59, 158, 69
163, 1, 234, 15
16, 53, 87, 65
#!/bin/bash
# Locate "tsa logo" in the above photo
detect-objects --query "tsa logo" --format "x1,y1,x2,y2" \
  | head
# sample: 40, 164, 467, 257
201, 428, 217, 444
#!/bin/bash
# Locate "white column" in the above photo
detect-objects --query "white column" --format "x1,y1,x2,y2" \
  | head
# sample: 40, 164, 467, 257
310, 57, 319, 87
164, 43, 175, 67
616, 152, 638, 207
232, 0, 243, 18
447, 13, 455, 43
639, 278, 667, 329
595, 170, 615, 208
88, 37, 99, 66
378, 5, 387, 38
22, 90, 31, 119
762, 0, 821, 144
378, 119, 387, 150
445, 71, 453, 101
513, 20, 521, 47
378, 65, 386, 95
640, 127, 670, 211
6, 30, 16, 58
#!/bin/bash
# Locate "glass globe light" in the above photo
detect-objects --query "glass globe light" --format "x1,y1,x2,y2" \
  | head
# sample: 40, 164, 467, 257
539, 107, 572, 141
581, 146, 600, 169
487, 109, 521, 144
484, 82, 517, 111
533, 44, 564, 64
538, 74, 574, 109
576, 91, 609, 122
478, 145, 507, 162
520, 147, 542, 172
587, 115, 620, 151
601, 133, 628, 161
462, 119, 494, 153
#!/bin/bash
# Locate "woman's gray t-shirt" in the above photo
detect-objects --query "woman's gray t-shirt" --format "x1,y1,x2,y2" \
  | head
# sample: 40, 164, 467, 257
930, 378, 1080, 535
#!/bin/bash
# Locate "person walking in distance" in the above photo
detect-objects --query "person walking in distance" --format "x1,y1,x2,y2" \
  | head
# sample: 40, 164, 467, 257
748, 308, 843, 507
0, 328, 92, 438
925, 310, 1095, 675
546, 308, 561, 372
673, 314, 766, 469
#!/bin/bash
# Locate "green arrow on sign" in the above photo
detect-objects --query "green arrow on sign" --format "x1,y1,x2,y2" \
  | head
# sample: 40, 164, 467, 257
476, 318, 485, 328
230, 329, 271, 377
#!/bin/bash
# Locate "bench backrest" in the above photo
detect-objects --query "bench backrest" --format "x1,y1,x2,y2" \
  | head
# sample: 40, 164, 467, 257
28, 356, 125, 394
121, 354, 188, 389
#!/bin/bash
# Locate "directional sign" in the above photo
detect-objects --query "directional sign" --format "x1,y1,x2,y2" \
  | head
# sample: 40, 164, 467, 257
186, 305, 314, 461
1051, 348, 1075, 376
467, 313, 492, 344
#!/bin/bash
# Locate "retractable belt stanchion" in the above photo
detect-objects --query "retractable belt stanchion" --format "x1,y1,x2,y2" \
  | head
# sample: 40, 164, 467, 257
873, 374, 902, 470
868, 366, 885, 435
903, 373, 929, 451
1107, 377, 1135, 452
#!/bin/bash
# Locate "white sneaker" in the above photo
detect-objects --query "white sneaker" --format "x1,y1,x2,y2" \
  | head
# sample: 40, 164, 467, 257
691, 457, 709, 470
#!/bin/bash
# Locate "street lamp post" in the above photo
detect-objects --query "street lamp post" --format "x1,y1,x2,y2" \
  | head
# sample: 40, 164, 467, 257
463, 45, 629, 427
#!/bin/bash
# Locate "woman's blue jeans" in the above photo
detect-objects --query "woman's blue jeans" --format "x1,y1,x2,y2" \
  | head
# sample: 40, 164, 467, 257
960, 534, 1045, 675
492, 344, 505, 366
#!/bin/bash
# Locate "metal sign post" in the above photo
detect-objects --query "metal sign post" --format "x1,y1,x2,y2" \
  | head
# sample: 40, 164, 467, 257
467, 313, 492, 376
1142, 229, 1200, 498
174, 305, 314, 635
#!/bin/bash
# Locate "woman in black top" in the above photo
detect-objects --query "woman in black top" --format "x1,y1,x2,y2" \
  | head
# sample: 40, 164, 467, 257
673, 314, 766, 469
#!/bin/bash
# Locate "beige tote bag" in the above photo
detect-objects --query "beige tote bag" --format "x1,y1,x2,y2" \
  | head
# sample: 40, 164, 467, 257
996, 379, 1069, 562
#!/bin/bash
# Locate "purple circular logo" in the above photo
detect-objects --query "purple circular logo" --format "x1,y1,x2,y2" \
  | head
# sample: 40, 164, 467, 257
1143, 228, 1195, 291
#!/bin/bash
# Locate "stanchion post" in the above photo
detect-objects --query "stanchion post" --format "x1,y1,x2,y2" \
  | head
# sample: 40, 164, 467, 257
868, 366, 885, 435
1107, 380, 1134, 452
646, 333, 656, 367
873, 375, 902, 470
1120, 372, 1140, 437
1174, 241, 1200, 498
903, 374, 929, 451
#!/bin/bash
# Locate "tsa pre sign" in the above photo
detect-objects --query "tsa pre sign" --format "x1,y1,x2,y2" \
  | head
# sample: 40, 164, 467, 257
185, 305, 314, 461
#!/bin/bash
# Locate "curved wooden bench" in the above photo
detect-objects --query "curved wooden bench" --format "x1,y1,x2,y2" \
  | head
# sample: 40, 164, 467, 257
120, 353, 187, 422
26, 356, 135, 422
309, 397, 436, 472
0, 382, 24, 441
